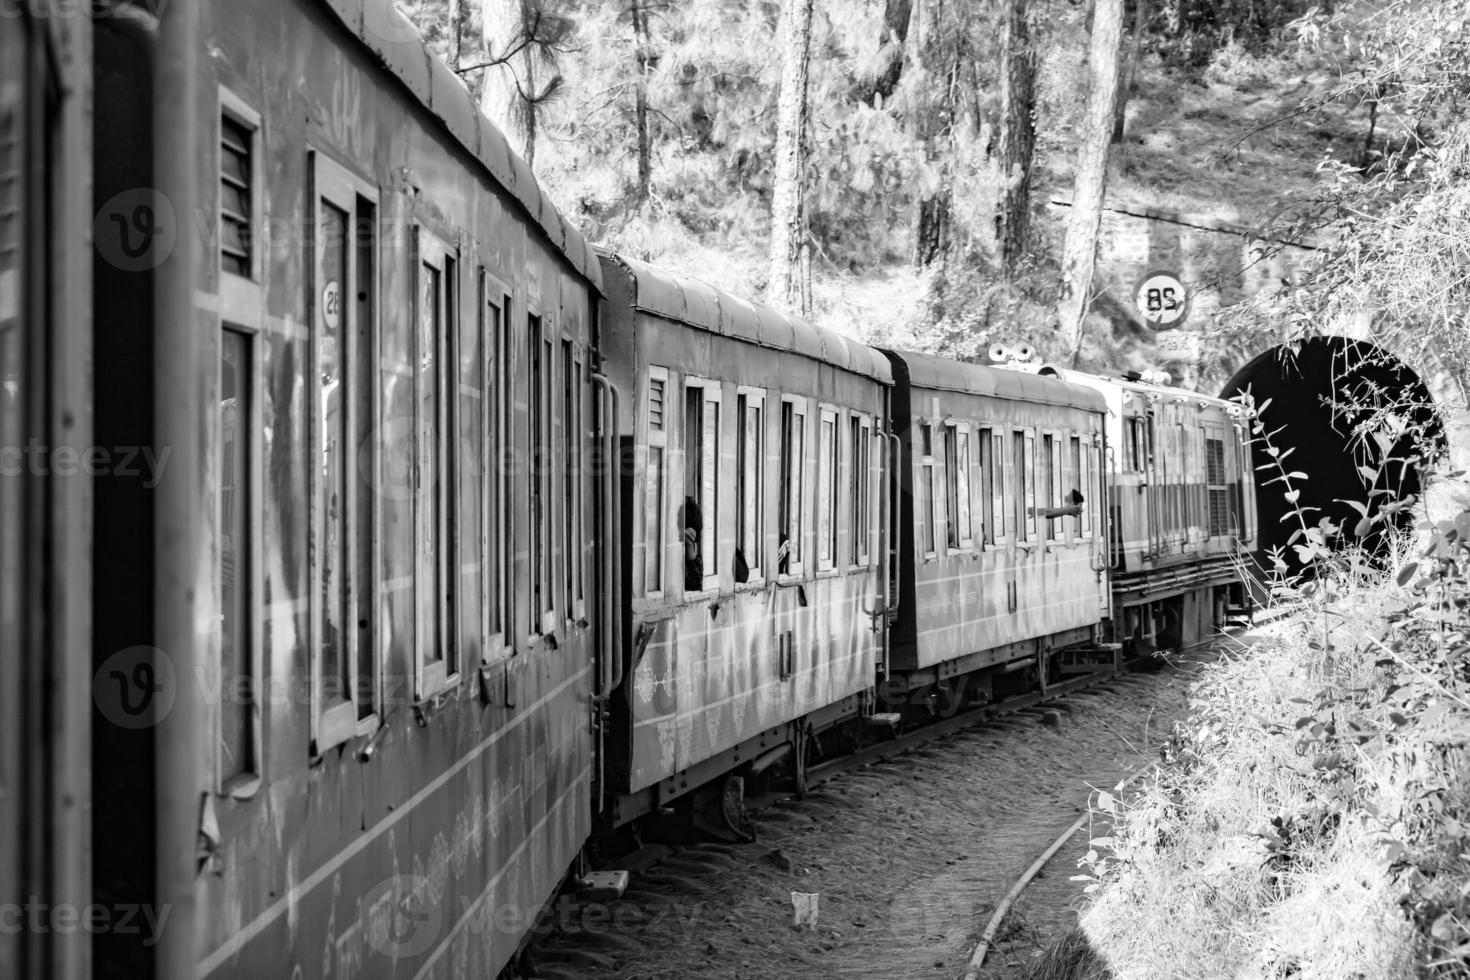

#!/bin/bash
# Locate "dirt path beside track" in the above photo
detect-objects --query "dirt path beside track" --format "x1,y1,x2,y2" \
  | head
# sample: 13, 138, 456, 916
531, 654, 1218, 980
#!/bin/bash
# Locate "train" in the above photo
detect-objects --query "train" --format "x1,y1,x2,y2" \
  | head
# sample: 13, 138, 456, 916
0, 2, 1258, 979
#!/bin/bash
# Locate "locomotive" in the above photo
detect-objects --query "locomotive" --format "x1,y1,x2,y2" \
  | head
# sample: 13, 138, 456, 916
0, 2, 1257, 979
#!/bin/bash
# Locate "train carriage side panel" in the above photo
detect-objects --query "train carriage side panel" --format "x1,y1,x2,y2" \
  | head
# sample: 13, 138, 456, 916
597, 253, 892, 812
1037, 366, 1259, 645
87, 1, 604, 978
883, 352, 1108, 676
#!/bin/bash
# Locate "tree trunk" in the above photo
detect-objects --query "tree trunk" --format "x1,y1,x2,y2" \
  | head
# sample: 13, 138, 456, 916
855, 0, 913, 105
914, 27, 959, 270
1112, 0, 1146, 143
449, 0, 463, 67
631, 0, 652, 204
768, 0, 815, 315
995, 0, 1035, 272
1057, 0, 1125, 363
479, 0, 533, 164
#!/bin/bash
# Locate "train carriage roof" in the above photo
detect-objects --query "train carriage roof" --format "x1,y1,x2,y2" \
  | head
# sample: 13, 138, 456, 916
883, 349, 1108, 413
598, 250, 894, 384
322, 0, 602, 289
1036, 364, 1251, 416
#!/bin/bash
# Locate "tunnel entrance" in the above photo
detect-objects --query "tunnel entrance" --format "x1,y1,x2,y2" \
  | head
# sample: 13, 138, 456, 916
1220, 337, 1445, 574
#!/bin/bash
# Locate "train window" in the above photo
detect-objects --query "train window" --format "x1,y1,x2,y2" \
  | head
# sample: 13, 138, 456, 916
311, 154, 378, 747
219, 93, 259, 280
1070, 435, 1085, 537
528, 313, 552, 631
1207, 434, 1229, 536
1234, 426, 1251, 539
818, 408, 839, 571
1016, 429, 1037, 543
416, 231, 457, 696
850, 414, 872, 567
1042, 434, 1062, 542
683, 378, 720, 592
736, 388, 765, 582
483, 277, 511, 651
919, 423, 938, 558
943, 424, 973, 550
1176, 422, 1188, 533
643, 369, 669, 596
778, 397, 807, 575
978, 428, 1001, 545
219, 327, 258, 788
456, 263, 486, 672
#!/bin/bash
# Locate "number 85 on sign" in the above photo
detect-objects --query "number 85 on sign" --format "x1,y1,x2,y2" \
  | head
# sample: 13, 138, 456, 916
1134, 270, 1189, 329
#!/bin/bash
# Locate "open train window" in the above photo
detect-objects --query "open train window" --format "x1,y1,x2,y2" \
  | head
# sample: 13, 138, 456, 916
1070, 435, 1086, 538
415, 230, 458, 697
736, 387, 765, 583
683, 377, 720, 592
1041, 433, 1062, 543
817, 407, 839, 572
778, 396, 807, 575
1016, 429, 1037, 543
482, 274, 512, 656
310, 152, 379, 748
218, 326, 260, 792
944, 423, 973, 551
918, 423, 938, 559
978, 428, 1005, 546
643, 368, 669, 597
850, 413, 872, 567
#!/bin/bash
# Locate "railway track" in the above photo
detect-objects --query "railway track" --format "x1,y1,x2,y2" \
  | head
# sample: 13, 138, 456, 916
797, 661, 1151, 799
524, 643, 1218, 980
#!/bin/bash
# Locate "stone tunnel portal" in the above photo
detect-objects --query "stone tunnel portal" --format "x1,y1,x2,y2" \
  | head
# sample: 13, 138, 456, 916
1220, 337, 1446, 574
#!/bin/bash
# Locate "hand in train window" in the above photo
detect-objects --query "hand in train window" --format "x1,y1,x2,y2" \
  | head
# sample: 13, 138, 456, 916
1036, 488, 1085, 520
682, 496, 703, 592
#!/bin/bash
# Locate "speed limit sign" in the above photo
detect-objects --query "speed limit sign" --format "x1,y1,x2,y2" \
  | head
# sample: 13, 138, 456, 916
1134, 270, 1189, 329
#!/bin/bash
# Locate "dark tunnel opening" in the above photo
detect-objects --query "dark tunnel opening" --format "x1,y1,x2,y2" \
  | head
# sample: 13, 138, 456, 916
1220, 337, 1446, 576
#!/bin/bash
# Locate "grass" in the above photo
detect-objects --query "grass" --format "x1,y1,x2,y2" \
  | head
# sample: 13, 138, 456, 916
1032, 475, 1470, 978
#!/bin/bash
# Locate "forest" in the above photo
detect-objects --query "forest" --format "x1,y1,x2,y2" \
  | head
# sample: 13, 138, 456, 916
399, 0, 1469, 393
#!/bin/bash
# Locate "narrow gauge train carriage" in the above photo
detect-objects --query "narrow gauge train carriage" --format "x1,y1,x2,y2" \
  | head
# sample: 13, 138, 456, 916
1039, 367, 1258, 651
882, 352, 1111, 706
598, 252, 893, 826
91, 1, 614, 978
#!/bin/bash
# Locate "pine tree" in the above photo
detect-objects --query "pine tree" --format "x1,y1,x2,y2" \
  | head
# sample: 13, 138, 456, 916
768, 0, 815, 315
1056, 0, 1124, 363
